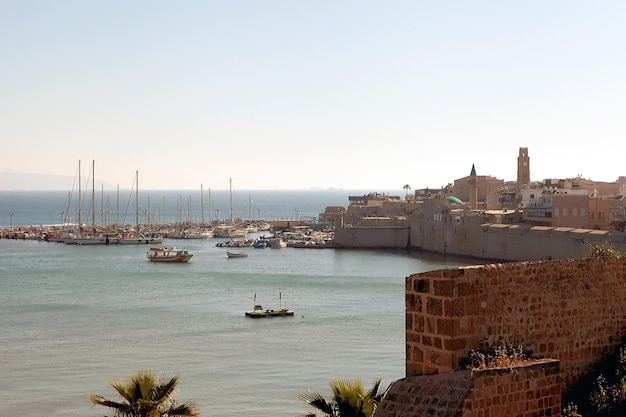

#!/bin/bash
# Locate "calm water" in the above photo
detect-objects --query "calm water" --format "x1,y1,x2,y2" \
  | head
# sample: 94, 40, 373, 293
0, 190, 478, 417
0, 238, 478, 417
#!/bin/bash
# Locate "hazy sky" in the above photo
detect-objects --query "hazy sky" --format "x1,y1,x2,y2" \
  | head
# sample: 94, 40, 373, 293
1, 1, 625, 191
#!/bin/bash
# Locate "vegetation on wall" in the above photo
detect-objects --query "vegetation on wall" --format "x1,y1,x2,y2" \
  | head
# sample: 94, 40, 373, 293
465, 339, 530, 370
563, 344, 626, 417
588, 242, 623, 257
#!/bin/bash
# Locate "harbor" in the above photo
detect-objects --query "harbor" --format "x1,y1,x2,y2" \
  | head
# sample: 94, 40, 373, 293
0, 235, 473, 417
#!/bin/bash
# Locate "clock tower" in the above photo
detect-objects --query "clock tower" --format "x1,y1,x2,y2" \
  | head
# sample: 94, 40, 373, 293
517, 147, 530, 189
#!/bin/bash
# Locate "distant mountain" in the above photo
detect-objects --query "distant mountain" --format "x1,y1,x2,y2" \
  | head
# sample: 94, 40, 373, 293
0, 170, 108, 191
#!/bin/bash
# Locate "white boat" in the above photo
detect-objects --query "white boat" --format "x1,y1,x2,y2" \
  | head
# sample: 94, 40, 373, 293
226, 251, 248, 259
269, 238, 287, 249
168, 229, 213, 239
146, 247, 193, 263
213, 225, 247, 239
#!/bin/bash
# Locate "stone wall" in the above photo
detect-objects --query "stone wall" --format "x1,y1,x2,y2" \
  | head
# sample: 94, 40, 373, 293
332, 216, 626, 261
333, 226, 410, 248
377, 360, 561, 417
405, 257, 626, 392
410, 201, 626, 261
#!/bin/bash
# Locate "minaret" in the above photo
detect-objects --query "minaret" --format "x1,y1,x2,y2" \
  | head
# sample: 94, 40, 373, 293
517, 147, 530, 189
469, 163, 478, 209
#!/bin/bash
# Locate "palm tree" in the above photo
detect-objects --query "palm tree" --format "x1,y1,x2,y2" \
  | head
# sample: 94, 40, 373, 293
402, 184, 411, 197
298, 377, 389, 417
87, 370, 200, 417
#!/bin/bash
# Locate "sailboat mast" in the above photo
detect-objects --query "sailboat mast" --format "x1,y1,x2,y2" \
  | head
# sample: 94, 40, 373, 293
135, 170, 139, 235
92, 160, 96, 234
229, 177, 233, 225
78, 160, 82, 231
116, 184, 120, 226
200, 183, 204, 223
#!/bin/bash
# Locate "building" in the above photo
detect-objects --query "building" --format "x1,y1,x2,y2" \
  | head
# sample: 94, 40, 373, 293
451, 166, 503, 210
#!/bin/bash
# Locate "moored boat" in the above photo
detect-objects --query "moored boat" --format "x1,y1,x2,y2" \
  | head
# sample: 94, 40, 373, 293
245, 292, 293, 318
245, 305, 294, 318
146, 247, 193, 263
226, 251, 248, 259
269, 238, 287, 249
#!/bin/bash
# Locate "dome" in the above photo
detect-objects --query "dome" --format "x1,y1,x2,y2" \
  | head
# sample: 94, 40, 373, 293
447, 196, 463, 205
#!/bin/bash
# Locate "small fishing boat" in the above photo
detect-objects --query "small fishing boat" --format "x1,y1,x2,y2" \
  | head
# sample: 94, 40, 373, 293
146, 247, 193, 263
245, 292, 294, 318
245, 305, 294, 318
226, 251, 248, 259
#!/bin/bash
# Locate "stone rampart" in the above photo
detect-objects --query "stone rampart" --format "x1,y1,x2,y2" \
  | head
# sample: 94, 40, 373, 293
377, 360, 561, 417
405, 256, 626, 393
333, 226, 409, 248
333, 220, 626, 260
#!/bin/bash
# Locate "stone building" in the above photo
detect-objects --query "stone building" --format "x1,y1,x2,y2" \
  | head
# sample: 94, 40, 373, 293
451, 166, 503, 210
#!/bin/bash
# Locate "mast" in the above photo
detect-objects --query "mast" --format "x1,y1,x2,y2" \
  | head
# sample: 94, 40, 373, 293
116, 184, 120, 226
208, 187, 213, 223
229, 177, 233, 225
92, 160, 96, 235
101, 184, 104, 226
189, 196, 192, 223
78, 160, 82, 232
135, 170, 139, 236
200, 183, 205, 223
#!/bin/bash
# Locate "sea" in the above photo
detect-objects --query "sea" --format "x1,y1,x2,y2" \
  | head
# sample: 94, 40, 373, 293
0, 190, 480, 417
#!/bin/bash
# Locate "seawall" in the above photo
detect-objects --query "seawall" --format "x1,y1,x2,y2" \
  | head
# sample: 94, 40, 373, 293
333, 221, 626, 260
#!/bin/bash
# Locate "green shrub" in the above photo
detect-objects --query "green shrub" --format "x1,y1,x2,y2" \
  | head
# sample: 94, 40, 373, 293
588, 243, 622, 257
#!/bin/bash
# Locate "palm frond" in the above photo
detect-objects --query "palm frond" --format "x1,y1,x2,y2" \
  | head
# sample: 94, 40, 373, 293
87, 393, 131, 412
299, 389, 335, 416
153, 374, 180, 403
165, 400, 201, 417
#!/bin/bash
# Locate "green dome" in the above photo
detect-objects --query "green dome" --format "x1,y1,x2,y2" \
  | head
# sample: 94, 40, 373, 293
447, 196, 463, 205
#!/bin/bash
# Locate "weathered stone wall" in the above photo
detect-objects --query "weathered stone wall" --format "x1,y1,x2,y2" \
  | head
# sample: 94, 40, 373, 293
333, 217, 626, 260
377, 360, 561, 417
333, 226, 409, 248
410, 205, 626, 261
405, 257, 626, 392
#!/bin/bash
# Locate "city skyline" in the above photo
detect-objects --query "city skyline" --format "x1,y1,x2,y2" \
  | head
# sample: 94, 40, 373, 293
2, 1, 625, 191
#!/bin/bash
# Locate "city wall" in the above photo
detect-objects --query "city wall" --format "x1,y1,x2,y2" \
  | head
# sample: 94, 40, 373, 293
405, 256, 626, 393
333, 217, 626, 261
375, 257, 625, 416
332, 226, 410, 249
377, 360, 561, 417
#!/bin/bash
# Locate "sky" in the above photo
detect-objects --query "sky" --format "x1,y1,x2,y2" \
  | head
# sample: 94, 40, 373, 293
1, 1, 625, 191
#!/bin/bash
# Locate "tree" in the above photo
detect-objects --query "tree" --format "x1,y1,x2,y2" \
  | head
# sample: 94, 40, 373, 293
402, 184, 411, 197
298, 377, 389, 417
87, 370, 200, 417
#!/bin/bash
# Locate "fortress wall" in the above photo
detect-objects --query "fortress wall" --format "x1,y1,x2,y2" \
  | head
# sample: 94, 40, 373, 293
334, 214, 626, 261
377, 360, 561, 417
405, 257, 626, 392
409, 214, 626, 261
332, 226, 409, 248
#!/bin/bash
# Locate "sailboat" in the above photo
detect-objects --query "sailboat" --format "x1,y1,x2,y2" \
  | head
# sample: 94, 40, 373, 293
71, 160, 113, 245
213, 178, 247, 238
118, 170, 164, 245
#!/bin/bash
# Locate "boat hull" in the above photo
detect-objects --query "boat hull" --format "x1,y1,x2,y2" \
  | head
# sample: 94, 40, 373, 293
226, 251, 248, 258
245, 309, 294, 318
147, 247, 193, 263
148, 255, 193, 263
